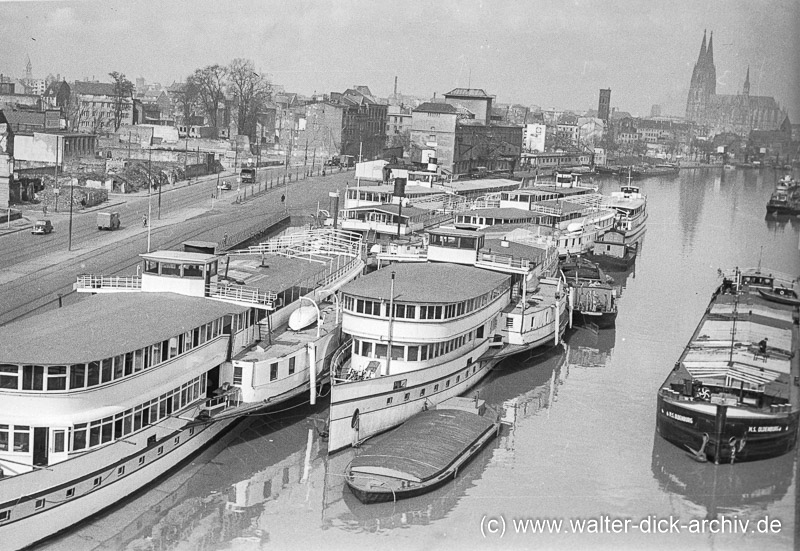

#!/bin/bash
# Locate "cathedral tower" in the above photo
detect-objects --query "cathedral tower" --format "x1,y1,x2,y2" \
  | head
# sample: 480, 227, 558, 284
686, 30, 717, 122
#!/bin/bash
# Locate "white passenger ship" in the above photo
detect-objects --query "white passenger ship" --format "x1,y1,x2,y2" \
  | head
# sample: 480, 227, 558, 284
602, 183, 648, 242
455, 183, 616, 257
0, 228, 363, 550
327, 227, 568, 452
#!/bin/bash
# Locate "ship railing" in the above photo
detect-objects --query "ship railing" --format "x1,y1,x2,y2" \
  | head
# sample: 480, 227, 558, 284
317, 256, 363, 288
227, 228, 363, 259
563, 193, 603, 208
476, 251, 531, 270
330, 338, 354, 383
202, 386, 243, 415
206, 282, 278, 309
76, 274, 142, 290
375, 243, 428, 259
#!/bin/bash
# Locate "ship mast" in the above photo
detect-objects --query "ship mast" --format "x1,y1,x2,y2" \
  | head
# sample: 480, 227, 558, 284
386, 271, 396, 376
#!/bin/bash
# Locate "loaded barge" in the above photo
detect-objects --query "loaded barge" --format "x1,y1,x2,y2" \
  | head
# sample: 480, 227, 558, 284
656, 267, 800, 463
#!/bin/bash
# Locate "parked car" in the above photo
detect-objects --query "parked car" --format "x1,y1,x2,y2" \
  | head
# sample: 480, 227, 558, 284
32, 219, 53, 235
97, 211, 120, 230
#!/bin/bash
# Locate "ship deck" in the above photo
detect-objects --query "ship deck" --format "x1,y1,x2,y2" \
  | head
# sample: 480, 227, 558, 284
235, 301, 341, 362
661, 284, 798, 407
225, 253, 350, 295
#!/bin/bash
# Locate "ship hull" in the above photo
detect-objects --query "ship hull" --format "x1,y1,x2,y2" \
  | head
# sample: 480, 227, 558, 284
328, 353, 501, 453
656, 394, 800, 463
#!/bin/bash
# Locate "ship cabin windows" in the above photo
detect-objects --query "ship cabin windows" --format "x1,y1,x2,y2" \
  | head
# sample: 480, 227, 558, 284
342, 280, 508, 322
350, 325, 488, 365
143, 259, 216, 279
65, 488, 75, 498
69, 375, 205, 454
270, 363, 278, 381
35, 498, 45, 509
428, 232, 484, 251
0, 319, 226, 393
742, 275, 773, 287
289, 357, 296, 375
434, 384, 439, 392
0, 510, 10, 522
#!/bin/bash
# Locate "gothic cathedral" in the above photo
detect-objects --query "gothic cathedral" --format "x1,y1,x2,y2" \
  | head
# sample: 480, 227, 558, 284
686, 31, 787, 135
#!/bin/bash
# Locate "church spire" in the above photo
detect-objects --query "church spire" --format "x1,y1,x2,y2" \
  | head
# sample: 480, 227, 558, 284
743, 66, 750, 95
706, 31, 714, 66
705, 31, 716, 96
696, 30, 707, 64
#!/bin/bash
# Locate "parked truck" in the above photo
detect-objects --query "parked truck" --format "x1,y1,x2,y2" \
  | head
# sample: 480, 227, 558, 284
97, 211, 121, 230
240, 167, 256, 183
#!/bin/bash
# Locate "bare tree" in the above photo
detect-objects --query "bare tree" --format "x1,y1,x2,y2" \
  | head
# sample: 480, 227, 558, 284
227, 58, 271, 141
173, 78, 200, 126
109, 71, 134, 131
191, 65, 227, 128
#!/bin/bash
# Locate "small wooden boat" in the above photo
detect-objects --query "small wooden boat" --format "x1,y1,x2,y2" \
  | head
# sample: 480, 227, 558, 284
345, 397, 501, 503
758, 288, 800, 306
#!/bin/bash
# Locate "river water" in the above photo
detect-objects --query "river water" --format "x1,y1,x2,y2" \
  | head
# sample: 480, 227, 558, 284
41, 167, 800, 551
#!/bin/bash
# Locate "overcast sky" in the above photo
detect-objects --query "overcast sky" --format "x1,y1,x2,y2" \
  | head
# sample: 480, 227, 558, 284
2, 0, 798, 121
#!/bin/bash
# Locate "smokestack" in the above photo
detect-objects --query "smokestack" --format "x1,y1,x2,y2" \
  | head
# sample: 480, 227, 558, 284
393, 76, 397, 96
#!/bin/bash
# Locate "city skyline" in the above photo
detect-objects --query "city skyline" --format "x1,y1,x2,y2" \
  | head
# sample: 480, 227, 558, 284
1, 0, 798, 122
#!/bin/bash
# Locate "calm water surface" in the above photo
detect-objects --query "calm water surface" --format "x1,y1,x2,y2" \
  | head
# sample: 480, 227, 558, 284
42, 168, 800, 551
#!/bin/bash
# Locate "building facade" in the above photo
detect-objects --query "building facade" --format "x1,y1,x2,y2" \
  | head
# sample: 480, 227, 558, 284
410, 88, 522, 177
72, 81, 134, 134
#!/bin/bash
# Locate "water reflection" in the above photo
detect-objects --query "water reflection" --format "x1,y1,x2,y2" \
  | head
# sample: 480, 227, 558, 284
765, 213, 800, 234
40, 404, 331, 551
679, 170, 709, 251
335, 344, 574, 531
650, 434, 795, 518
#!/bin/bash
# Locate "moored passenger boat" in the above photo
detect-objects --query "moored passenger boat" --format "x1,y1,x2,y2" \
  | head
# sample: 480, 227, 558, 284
602, 182, 648, 243
0, 228, 364, 550
655, 267, 800, 464
327, 227, 567, 453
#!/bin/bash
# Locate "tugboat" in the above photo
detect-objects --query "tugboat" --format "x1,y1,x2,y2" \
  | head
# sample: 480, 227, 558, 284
655, 267, 800, 463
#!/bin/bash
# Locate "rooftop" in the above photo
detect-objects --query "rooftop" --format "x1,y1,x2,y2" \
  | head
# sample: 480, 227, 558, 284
341, 262, 509, 304
414, 102, 458, 114
445, 88, 492, 98
0, 293, 247, 364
